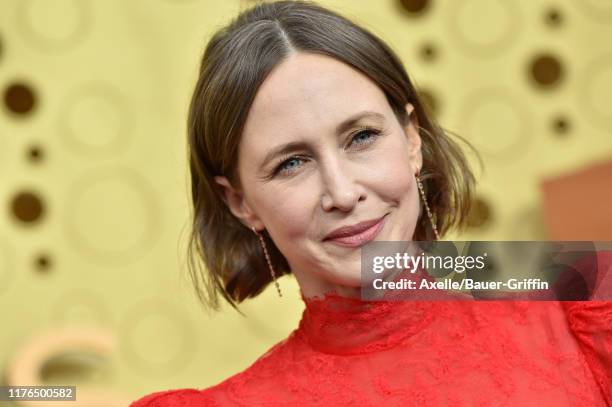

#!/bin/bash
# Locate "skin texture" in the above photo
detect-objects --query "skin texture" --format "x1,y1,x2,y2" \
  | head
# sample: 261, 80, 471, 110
215, 52, 423, 300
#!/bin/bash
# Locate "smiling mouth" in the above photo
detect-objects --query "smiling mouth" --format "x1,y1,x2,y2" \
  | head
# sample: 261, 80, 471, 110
323, 214, 387, 248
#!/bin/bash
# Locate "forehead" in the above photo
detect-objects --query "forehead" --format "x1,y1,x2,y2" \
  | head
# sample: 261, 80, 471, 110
241, 53, 391, 147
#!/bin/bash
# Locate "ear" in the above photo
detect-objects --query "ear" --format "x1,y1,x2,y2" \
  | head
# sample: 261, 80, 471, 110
403, 103, 423, 175
213, 176, 265, 231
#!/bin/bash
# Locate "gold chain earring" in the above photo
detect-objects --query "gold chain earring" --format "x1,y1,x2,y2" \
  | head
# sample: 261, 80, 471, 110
251, 226, 283, 298
415, 171, 440, 240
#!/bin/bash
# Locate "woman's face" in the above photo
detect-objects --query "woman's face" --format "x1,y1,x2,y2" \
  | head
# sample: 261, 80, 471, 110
215, 52, 423, 298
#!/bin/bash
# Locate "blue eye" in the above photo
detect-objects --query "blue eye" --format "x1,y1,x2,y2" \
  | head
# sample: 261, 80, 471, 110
349, 128, 380, 147
275, 156, 305, 175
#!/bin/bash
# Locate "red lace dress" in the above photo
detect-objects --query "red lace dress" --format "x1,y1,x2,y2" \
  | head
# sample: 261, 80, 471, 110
131, 260, 612, 406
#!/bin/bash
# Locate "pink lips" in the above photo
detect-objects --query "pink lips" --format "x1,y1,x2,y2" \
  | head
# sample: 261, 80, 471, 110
323, 215, 387, 247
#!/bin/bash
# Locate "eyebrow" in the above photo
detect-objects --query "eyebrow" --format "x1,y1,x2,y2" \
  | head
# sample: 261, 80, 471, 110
259, 110, 386, 170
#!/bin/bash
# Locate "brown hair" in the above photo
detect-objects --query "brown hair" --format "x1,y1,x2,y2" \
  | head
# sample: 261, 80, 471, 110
186, 0, 477, 312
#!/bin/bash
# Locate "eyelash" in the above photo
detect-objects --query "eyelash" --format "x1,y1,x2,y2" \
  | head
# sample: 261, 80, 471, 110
271, 127, 383, 177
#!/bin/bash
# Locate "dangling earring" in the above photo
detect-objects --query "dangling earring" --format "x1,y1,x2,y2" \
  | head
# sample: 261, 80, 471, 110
415, 171, 440, 240
251, 226, 283, 298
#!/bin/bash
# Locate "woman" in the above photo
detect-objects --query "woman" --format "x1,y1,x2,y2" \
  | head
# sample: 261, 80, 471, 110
132, 1, 611, 405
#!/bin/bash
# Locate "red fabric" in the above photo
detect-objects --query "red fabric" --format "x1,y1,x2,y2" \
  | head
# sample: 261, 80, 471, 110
131, 257, 612, 406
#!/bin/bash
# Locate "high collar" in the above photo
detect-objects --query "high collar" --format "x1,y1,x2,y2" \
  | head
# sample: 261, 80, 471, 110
295, 271, 445, 356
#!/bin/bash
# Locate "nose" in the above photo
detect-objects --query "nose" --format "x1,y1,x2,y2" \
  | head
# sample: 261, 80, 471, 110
320, 156, 366, 212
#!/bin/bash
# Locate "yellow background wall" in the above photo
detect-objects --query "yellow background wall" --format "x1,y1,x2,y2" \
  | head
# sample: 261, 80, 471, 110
1, 0, 611, 404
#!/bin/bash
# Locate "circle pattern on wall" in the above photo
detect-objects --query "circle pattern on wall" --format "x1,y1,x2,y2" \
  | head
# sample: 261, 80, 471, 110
34, 253, 52, 272
16, 0, 91, 51
120, 299, 196, 377
460, 88, 531, 160
448, 0, 520, 57
580, 53, 612, 130
63, 167, 160, 264
399, 0, 430, 15
11, 190, 45, 224
466, 196, 493, 229
529, 53, 564, 88
59, 83, 133, 155
4, 82, 37, 115
27, 144, 45, 163
545, 8, 563, 27
552, 115, 571, 136
419, 43, 438, 62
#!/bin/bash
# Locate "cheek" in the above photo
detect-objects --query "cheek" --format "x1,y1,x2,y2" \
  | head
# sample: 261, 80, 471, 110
253, 189, 317, 271
370, 137, 416, 199
252, 187, 313, 239
370, 137, 421, 239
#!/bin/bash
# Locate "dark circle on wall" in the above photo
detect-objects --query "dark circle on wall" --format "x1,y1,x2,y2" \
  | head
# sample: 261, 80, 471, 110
4, 83, 36, 115
529, 53, 564, 88
11, 190, 45, 224
27, 144, 45, 163
417, 88, 439, 117
63, 167, 161, 265
59, 83, 133, 156
545, 8, 563, 27
466, 196, 492, 228
579, 53, 612, 131
460, 87, 532, 160
448, 0, 521, 58
419, 43, 438, 62
399, 0, 430, 14
16, 0, 92, 52
35, 253, 52, 272
552, 115, 571, 136
120, 299, 196, 377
